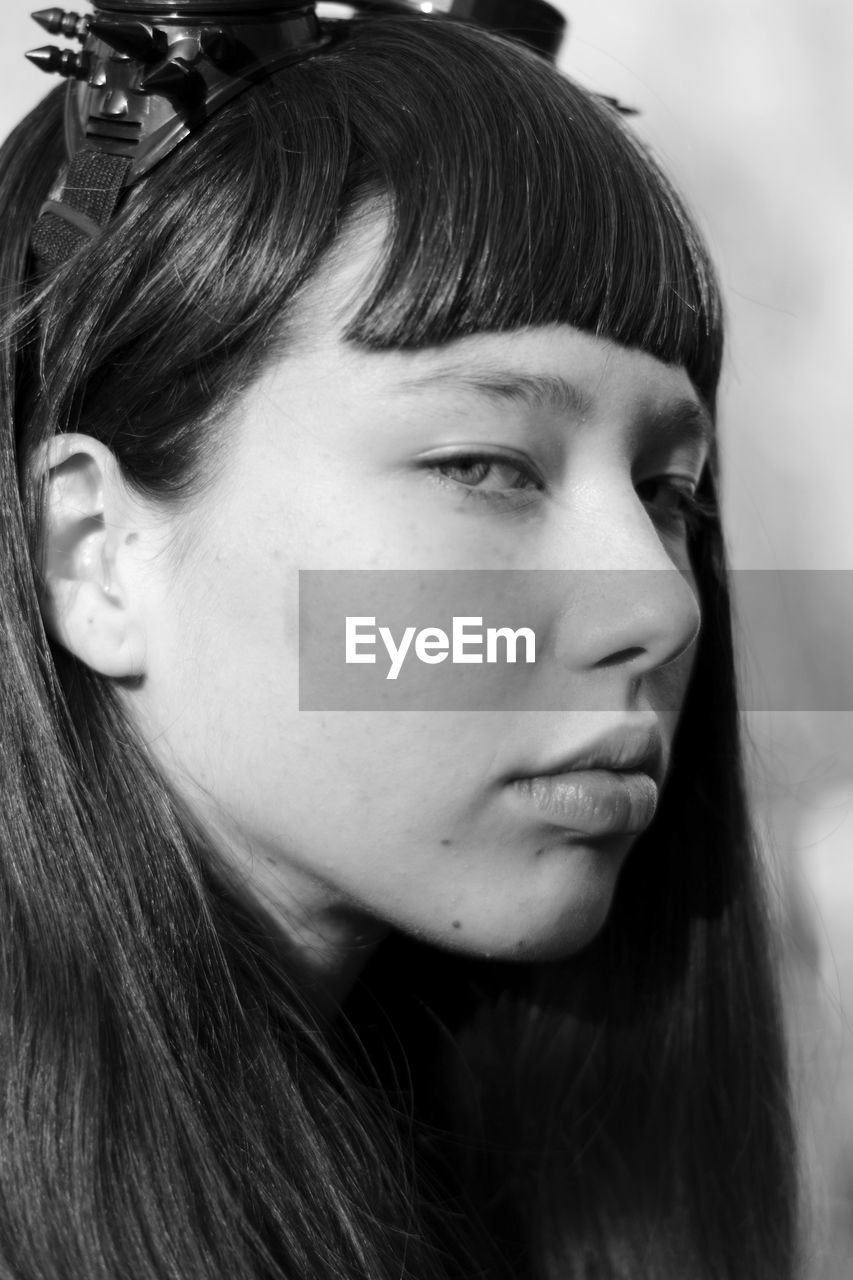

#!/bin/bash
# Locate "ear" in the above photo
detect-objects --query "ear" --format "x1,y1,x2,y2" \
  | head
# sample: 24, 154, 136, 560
35, 434, 148, 679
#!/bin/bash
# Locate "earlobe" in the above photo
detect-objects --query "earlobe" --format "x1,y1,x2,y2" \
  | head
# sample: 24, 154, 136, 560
36, 435, 148, 679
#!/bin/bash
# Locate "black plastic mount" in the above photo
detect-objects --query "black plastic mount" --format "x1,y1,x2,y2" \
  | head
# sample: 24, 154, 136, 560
27, 2, 568, 186
33, 5, 326, 182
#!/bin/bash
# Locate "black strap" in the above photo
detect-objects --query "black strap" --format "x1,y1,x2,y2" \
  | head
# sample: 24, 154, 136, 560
31, 149, 131, 273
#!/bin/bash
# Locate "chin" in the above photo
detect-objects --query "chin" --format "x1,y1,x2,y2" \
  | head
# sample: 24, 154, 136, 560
435, 885, 617, 964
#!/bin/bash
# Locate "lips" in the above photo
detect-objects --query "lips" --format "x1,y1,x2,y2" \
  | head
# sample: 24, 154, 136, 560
511, 769, 658, 836
506, 722, 665, 838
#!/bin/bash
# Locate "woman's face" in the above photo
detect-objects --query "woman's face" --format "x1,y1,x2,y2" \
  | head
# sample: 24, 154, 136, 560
122, 237, 712, 996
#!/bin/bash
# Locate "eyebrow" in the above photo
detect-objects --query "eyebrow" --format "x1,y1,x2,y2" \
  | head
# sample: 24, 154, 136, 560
396, 369, 715, 449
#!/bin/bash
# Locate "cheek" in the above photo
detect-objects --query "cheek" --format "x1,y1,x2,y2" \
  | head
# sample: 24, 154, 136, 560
147, 594, 495, 857
249, 713, 489, 838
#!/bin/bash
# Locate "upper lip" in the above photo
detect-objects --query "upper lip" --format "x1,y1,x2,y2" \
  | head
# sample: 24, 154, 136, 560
510, 723, 666, 786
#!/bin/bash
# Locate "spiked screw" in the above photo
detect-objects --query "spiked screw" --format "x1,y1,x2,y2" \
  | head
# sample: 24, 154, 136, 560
87, 16, 168, 62
31, 8, 89, 42
25, 44, 90, 79
140, 58, 204, 107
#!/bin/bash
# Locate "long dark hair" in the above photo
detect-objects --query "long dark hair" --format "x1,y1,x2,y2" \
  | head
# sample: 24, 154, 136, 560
0, 14, 799, 1279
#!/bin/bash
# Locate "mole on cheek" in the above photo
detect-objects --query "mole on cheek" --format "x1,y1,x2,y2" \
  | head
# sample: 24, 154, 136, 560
440, 839, 453, 847
452, 920, 462, 930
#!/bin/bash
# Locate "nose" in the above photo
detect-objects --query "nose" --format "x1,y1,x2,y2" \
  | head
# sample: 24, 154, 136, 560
545, 481, 702, 688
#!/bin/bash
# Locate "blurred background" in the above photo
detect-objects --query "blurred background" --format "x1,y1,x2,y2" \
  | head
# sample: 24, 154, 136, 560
2, 0, 851, 1273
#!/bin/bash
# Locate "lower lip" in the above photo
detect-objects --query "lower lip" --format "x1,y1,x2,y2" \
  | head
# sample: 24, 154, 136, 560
509, 770, 659, 837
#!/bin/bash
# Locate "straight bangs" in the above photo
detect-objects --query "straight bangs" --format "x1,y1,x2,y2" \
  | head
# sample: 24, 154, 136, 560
16, 15, 725, 502
330, 17, 723, 407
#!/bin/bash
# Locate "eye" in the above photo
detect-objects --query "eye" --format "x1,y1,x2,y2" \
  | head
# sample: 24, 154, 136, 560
636, 476, 715, 535
422, 451, 544, 508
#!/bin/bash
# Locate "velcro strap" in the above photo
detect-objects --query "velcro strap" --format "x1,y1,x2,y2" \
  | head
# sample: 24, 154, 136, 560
31, 149, 131, 273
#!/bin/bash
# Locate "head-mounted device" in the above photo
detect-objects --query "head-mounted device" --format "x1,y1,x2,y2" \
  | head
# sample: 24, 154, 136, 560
23, 2, 573, 270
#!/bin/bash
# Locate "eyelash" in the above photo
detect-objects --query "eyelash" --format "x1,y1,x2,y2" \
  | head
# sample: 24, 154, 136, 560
423, 452, 717, 534
634, 477, 717, 536
424, 452, 543, 510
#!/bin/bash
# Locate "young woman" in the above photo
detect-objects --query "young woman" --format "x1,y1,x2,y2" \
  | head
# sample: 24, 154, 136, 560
0, 4, 800, 1277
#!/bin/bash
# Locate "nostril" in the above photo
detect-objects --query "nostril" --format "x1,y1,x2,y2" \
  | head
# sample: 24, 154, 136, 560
594, 646, 645, 670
